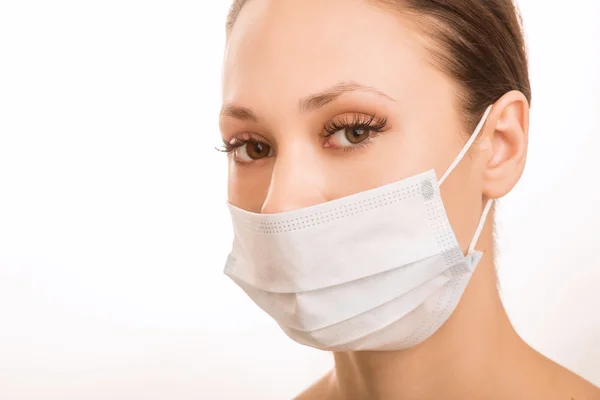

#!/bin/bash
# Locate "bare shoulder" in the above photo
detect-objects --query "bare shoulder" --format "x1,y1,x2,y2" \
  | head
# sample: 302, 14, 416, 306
293, 370, 336, 400
564, 374, 600, 399
560, 378, 600, 400
551, 363, 600, 400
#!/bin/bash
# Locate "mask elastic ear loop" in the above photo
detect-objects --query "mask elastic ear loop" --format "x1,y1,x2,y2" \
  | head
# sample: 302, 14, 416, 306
467, 198, 494, 254
434, 105, 494, 255
437, 105, 493, 187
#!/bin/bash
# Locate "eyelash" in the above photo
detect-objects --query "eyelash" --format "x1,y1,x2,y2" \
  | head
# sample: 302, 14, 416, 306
218, 114, 390, 157
218, 137, 255, 154
322, 114, 388, 138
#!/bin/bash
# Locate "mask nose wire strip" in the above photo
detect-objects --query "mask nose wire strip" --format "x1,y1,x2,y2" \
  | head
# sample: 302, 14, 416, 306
437, 105, 493, 187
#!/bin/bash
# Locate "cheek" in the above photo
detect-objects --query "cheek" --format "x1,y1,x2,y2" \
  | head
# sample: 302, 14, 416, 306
313, 133, 438, 200
439, 155, 486, 252
227, 160, 272, 212
389, 119, 485, 252
341, 126, 451, 189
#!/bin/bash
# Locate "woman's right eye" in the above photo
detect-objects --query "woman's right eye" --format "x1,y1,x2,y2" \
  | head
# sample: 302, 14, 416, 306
234, 141, 274, 162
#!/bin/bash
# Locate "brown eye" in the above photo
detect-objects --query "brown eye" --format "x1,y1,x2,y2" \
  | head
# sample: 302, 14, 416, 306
344, 127, 370, 144
323, 114, 388, 150
326, 127, 372, 148
235, 141, 273, 162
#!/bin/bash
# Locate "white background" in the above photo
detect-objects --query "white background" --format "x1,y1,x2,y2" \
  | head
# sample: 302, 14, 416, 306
0, 1, 599, 399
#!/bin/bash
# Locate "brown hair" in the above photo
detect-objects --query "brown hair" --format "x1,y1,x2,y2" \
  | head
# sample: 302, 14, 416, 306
225, 0, 531, 131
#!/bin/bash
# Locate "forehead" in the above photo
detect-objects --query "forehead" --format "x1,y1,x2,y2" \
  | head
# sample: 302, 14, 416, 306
222, 0, 437, 108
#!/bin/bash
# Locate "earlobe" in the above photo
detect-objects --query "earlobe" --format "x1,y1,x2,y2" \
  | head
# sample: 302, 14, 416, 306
482, 90, 529, 199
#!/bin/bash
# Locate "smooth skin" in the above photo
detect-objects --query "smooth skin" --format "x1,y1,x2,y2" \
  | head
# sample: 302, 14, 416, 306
219, 0, 600, 398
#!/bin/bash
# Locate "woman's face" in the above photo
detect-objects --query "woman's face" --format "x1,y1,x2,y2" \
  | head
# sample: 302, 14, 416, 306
220, 0, 490, 251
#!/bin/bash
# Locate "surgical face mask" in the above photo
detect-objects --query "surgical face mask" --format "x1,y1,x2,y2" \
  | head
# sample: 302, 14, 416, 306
223, 106, 494, 351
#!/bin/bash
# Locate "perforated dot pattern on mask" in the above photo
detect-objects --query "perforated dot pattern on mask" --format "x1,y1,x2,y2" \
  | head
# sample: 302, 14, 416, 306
421, 180, 435, 200
403, 178, 472, 347
404, 264, 469, 348
244, 183, 422, 234
422, 178, 460, 255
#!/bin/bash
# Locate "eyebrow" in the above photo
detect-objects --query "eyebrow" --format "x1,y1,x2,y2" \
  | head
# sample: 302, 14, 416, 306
220, 104, 259, 122
220, 81, 395, 122
299, 81, 395, 113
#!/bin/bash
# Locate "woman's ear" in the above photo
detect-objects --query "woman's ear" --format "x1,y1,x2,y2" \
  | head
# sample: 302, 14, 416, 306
481, 90, 529, 199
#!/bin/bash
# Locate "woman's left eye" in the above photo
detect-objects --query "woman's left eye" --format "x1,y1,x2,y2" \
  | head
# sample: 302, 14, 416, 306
325, 126, 372, 148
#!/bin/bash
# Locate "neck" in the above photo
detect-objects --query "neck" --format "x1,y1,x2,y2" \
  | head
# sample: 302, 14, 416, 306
330, 237, 551, 400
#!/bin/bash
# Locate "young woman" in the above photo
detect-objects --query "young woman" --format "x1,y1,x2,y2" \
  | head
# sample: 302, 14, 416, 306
218, 0, 600, 398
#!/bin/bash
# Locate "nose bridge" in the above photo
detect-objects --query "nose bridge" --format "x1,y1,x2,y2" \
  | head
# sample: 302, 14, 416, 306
261, 140, 328, 215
